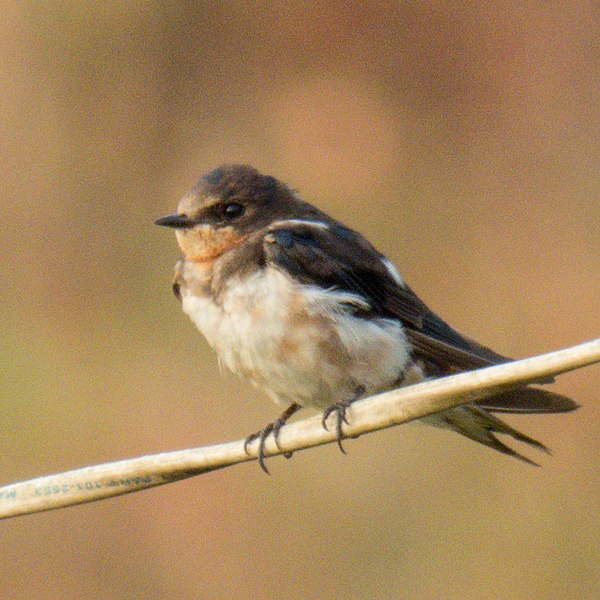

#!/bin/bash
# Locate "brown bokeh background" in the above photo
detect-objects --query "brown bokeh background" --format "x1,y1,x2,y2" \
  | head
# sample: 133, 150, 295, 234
1, 3, 598, 599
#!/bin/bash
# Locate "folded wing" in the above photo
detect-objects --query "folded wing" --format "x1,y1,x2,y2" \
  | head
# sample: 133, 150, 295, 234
263, 220, 577, 414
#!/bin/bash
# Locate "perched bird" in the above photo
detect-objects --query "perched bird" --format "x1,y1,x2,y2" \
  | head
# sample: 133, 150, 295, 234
155, 164, 578, 472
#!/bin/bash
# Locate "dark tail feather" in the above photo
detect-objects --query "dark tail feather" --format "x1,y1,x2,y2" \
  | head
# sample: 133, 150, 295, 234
425, 405, 553, 466
477, 386, 579, 414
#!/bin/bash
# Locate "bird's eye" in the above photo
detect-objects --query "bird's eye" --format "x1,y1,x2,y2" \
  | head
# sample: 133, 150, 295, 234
223, 202, 245, 219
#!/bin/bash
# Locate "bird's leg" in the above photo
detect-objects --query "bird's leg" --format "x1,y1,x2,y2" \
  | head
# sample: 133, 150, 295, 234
244, 402, 302, 473
322, 386, 366, 453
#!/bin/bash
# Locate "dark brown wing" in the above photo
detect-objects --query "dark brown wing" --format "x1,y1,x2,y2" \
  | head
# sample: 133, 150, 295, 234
264, 220, 508, 371
263, 220, 577, 414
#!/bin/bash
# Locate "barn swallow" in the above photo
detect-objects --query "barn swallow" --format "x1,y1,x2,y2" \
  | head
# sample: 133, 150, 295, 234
155, 164, 578, 472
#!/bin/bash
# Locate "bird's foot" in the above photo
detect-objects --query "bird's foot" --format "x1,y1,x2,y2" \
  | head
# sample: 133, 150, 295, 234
322, 387, 365, 453
244, 403, 301, 473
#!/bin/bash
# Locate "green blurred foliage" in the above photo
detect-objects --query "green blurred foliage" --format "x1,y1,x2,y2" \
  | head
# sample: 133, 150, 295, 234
0, 2, 598, 599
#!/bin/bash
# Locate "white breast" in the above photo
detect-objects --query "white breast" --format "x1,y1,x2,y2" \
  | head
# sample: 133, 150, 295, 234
180, 265, 412, 408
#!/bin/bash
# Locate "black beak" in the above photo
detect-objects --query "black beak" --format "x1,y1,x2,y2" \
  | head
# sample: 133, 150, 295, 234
154, 214, 195, 229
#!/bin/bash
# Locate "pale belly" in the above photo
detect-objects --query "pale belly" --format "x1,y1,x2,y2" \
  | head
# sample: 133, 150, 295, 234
180, 266, 412, 408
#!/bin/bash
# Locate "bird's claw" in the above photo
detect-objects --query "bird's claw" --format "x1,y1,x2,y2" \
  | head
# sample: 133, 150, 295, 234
244, 403, 301, 473
322, 400, 353, 453
322, 387, 364, 454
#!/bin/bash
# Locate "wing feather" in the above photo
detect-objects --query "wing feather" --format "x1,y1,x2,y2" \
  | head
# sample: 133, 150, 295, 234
264, 221, 508, 371
262, 221, 577, 414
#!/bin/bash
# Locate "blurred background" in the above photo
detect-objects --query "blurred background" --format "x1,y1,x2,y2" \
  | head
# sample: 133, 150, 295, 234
1, 2, 598, 598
